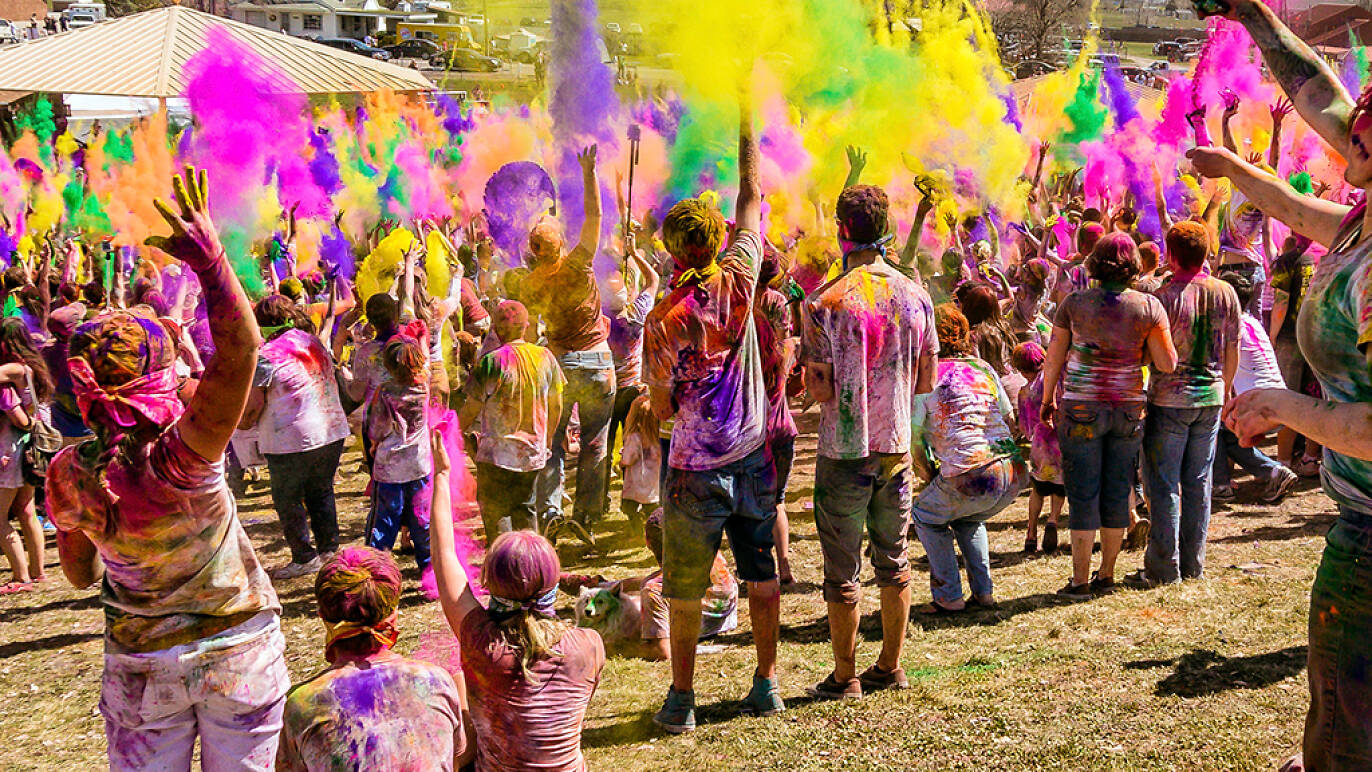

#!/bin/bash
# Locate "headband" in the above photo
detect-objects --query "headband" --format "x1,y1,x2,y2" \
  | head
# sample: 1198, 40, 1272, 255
323, 613, 400, 662
69, 357, 184, 430
487, 586, 558, 623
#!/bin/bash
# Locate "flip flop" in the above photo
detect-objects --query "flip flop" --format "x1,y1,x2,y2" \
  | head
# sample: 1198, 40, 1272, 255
0, 582, 33, 594
915, 600, 964, 615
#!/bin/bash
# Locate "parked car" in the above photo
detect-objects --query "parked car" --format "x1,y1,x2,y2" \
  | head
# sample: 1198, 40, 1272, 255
1014, 60, 1055, 79
316, 37, 392, 60
429, 48, 501, 72
68, 12, 98, 29
383, 38, 443, 60
0, 20, 17, 43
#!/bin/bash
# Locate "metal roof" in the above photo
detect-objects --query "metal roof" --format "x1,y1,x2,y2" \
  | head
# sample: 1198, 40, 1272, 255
0, 4, 433, 98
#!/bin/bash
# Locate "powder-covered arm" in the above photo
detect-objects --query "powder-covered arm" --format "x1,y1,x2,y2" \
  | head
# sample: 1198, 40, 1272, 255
146, 167, 262, 463
575, 145, 602, 259
1188, 145, 1351, 248
735, 86, 763, 236
1219, 0, 1355, 156
429, 431, 483, 634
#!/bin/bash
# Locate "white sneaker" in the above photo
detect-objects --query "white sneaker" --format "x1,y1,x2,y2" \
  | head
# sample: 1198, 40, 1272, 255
270, 556, 322, 580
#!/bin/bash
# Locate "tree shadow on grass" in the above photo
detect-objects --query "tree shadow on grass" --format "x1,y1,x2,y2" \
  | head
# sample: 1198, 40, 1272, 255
581, 693, 832, 749
0, 631, 101, 659
1, 591, 100, 621
1211, 514, 1334, 545
1123, 646, 1307, 697
909, 592, 1066, 631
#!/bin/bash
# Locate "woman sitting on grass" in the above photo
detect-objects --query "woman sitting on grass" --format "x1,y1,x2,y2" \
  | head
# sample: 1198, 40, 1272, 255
427, 431, 605, 772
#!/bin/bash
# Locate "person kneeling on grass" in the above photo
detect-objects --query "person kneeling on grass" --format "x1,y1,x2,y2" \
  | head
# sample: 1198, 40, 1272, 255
277, 547, 473, 771
427, 433, 604, 772
910, 304, 1027, 615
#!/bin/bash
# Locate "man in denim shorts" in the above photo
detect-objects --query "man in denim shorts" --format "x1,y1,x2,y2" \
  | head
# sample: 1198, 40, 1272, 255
800, 184, 937, 700
643, 92, 782, 733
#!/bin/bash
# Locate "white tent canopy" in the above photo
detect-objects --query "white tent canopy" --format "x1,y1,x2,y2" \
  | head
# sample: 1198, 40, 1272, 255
0, 5, 432, 98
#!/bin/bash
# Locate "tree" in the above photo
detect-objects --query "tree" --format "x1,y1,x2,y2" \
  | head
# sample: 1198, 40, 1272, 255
989, 0, 1089, 62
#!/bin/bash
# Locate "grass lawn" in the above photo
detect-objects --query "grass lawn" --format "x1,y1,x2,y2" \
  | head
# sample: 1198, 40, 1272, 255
0, 409, 1321, 770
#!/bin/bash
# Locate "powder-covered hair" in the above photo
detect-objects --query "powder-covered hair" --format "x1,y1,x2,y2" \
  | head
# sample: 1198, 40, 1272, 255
662, 198, 726, 271
1011, 340, 1046, 374
383, 336, 427, 386
481, 530, 567, 682
315, 547, 402, 658
835, 185, 890, 244
1085, 232, 1142, 286
935, 303, 972, 357
956, 282, 1002, 327
1077, 222, 1106, 255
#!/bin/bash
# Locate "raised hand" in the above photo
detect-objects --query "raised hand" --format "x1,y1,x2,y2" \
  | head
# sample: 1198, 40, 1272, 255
846, 145, 868, 175
145, 166, 224, 273
1221, 88, 1240, 117
577, 144, 598, 172
1271, 97, 1294, 123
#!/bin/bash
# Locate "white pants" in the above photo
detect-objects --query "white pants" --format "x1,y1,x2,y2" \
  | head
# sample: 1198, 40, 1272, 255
101, 611, 289, 771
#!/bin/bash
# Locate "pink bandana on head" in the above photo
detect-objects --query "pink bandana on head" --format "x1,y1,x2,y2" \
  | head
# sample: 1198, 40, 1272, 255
68, 357, 185, 430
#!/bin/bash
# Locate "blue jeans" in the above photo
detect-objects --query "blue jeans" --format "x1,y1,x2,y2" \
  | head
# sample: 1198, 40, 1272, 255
1304, 507, 1372, 769
536, 350, 615, 527
912, 457, 1025, 604
1212, 425, 1284, 488
1143, 405, 1221, 583
1057, 401, 1145, 531
367, 477, 431, 571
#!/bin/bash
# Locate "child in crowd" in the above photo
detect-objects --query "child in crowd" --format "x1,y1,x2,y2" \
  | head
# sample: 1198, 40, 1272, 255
618, 394, 660, 529
277, 547, 473, 771
364, 332, 433, 574
427, 433, 605, 772
1012, 340, 1064, 554
460, 300, 564, 540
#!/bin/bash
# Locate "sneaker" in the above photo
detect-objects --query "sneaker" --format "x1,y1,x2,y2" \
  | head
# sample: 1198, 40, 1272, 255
38, 515, 55, 534
1263, 467, 1299, 504
1056, 578, 1093, 601
741, 674, 786, 716
806, 673, 862, 701
1122, 569, 1161, 589
858, 664, 910, 692
1212, 484, 1235, 503
1088, 570, 1115, 596
652, 687, 696, 734
270, 556, 322, 580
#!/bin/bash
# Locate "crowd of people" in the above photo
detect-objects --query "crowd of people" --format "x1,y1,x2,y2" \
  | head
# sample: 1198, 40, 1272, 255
0, 0, 1368, 769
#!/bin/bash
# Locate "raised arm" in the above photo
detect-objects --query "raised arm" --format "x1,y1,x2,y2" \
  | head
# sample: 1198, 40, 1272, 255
841, 145, 867, 193
575, 145, 602, 257
1188, 145, 1352, 247
145, 167, 262, 462
429, 431, 482, 635
735, 93, 762, 235
1221, 90, 1241, 154
901, 195, 935, 268
1215, 0, 1355, 155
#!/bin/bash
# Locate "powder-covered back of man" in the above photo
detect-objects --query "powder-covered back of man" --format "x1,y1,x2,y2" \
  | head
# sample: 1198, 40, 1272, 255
644, 230, 767, 471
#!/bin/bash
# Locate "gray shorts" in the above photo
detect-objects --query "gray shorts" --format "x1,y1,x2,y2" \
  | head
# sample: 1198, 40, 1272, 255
813, 453, 913, 605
